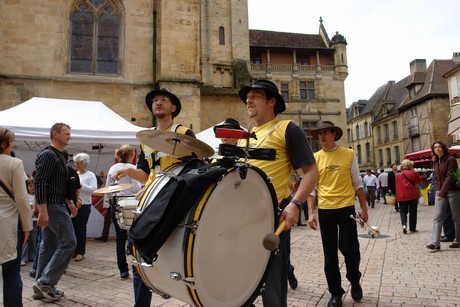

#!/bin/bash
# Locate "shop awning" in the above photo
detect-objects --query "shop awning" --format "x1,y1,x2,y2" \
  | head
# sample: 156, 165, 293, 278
404, 146, 460, 167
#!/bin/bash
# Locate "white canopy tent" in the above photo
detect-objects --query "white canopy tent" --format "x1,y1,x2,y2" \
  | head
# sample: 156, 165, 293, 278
1, 97, 144, 174
0, 97, 146, 237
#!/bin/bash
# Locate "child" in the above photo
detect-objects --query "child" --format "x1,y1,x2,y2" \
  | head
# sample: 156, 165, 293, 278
21, 177, 38, 266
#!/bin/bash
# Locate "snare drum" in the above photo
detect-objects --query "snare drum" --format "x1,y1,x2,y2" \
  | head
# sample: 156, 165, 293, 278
115, 197, 139, 230
133, 164, 278, 307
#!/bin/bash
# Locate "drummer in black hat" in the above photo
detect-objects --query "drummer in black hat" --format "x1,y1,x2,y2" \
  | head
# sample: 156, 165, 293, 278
237, 80, 319, 306
114, 87, 195, 187
213, 118, 243, 145
111, 87, 195, 306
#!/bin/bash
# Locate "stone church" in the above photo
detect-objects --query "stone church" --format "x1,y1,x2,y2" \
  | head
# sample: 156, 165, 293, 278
0, 0, 348, 144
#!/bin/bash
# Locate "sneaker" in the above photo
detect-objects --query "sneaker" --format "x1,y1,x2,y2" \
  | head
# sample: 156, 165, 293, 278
426, 244, 440, 251
120, 271, 129, 279
75, 254, 85, 262
33, 281, 64, 301
403, 225, 407, 234
287, 271, 298, 289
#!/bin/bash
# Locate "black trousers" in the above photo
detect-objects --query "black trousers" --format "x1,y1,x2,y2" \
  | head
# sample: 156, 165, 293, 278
318, 206, 362, 296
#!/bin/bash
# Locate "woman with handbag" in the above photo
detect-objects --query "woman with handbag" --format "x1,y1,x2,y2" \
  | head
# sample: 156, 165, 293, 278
396, 159, 423, 234
0, 127, 33, 307
426, 141, 460, 250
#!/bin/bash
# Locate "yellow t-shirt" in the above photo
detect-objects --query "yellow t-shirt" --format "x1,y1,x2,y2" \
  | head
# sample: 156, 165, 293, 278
314, 147, 356, 209
238, 118, 291, 204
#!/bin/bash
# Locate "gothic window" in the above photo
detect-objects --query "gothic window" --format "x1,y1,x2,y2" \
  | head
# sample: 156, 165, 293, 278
219, 26, 225, 45
70, 0, 122, 75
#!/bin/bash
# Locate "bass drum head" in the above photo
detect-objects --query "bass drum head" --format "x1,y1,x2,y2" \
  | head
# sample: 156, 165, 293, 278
187, 166, 277, 307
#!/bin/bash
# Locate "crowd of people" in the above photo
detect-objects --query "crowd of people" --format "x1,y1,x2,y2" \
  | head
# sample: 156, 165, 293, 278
1, 80, 459, 307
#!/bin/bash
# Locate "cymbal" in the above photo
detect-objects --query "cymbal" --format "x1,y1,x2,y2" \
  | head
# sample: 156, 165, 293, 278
136, 129, 214, 158
94, 183, 133, 194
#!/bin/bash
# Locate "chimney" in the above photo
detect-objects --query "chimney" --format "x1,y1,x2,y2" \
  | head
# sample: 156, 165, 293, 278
453, 52, 460, 63
409, 59, 426, 74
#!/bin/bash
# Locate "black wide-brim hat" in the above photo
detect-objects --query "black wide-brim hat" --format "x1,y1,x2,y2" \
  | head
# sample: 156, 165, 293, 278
145, 88, 181, 118
309, 120, 343, 141
238, 80, 286, 114
213, 118, 243, 133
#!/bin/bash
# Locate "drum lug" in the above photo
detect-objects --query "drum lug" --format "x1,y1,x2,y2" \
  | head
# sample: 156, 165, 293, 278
185, 221, 199, 234
170, 272, 196, 288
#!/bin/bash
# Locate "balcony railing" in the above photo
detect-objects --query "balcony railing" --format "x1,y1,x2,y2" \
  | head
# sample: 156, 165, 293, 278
250, 63, 334, 73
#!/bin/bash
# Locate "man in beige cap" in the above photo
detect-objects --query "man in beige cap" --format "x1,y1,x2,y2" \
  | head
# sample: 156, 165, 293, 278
307, 120, 368, 307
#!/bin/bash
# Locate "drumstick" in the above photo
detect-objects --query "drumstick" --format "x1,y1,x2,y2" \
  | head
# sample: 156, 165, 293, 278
262, 220, 286, 251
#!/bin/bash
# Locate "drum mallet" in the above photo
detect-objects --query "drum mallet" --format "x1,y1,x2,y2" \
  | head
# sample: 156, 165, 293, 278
262, 220, 286, 251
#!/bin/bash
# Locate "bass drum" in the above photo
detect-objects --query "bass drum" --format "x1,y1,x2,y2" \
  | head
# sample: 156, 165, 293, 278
133, 164, 278, 307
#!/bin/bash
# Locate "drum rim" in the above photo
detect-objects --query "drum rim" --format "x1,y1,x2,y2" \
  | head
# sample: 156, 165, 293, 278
183, 164, 279, 307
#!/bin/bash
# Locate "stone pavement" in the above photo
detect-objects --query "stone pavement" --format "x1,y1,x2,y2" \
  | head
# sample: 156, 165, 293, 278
2, 201, 460, 306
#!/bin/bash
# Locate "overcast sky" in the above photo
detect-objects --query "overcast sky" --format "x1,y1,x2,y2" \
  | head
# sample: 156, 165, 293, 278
248, 0, 459, 107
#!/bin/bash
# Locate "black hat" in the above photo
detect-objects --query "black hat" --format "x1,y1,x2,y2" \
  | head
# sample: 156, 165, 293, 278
238, 80, 286, 114
309, 121, 343, 141
213, 118, 243, 133
145, 88, 181, 118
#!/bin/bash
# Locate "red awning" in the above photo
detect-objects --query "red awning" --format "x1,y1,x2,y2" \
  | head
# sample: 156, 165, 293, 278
404, 146, 460, 165
404, 149, 432, 161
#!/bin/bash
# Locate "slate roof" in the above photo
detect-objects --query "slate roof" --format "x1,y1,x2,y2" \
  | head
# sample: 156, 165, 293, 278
399, 59, 456, 110
249, 30, 330, 50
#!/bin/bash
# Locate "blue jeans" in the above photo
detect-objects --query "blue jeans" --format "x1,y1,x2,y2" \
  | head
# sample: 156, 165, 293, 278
22, 220, 38, 262
111, 207, 129, 274
133, 268, 152, 307
399, 199, 418, 231
36, 203, 77, 286
318, 206, 362, 297
431, 190, 460, 246
2, 225, 23, 307
31, 227, 42, 274
72, 204, 91, 255
262, 230, 288, 307
443, 204, 455, 239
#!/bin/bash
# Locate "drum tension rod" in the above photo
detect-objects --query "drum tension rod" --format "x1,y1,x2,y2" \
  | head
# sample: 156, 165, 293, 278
179, 220, 199, 234
170, 273, 196, 288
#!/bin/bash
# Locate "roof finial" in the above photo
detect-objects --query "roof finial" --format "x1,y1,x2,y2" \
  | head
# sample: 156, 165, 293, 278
319, 16, 323, 24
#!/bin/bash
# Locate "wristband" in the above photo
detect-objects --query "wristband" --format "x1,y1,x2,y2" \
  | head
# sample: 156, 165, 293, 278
290, 199, 303, 210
